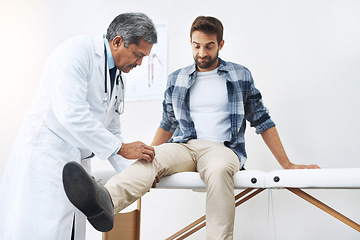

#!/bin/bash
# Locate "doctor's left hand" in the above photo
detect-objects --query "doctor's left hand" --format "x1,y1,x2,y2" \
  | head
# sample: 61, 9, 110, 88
118, 141, 155, 163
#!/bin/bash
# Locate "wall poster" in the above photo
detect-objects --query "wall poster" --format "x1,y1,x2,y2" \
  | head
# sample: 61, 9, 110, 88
123, 19, 168, 102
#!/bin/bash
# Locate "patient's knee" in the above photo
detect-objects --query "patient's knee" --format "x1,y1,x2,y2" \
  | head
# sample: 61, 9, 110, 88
201, 164, 236, 186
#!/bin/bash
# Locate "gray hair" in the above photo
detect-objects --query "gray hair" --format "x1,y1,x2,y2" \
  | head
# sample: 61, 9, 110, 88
106, 12, 157, 47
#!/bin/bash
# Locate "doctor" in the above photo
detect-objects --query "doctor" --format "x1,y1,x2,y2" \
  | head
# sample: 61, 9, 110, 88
0, 12, 157, 240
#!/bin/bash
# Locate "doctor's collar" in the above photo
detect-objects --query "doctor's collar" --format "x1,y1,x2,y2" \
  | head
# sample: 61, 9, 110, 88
103, 37, 115, 69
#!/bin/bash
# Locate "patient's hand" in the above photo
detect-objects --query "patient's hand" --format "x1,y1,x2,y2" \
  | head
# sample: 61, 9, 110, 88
152, 174, 160, 188
148, 175, 160, 192
285, 163, 321, 169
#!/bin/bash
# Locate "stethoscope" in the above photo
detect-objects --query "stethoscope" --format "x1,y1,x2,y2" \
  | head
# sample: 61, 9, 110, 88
103, 44, 124, 115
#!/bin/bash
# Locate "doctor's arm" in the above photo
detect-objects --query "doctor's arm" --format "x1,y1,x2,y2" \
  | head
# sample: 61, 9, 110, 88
106, 110, 155, 163
260, 126, 320, 169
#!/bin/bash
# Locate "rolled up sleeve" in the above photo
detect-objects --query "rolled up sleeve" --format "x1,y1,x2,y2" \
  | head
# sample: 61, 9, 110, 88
159, 77, 178, 133
244, 74, 275, 134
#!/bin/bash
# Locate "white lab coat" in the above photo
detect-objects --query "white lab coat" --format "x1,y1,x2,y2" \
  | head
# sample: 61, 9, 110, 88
0, 35, 131, 240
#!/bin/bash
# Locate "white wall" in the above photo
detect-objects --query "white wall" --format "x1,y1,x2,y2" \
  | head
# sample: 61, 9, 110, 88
1, 0, 360, 239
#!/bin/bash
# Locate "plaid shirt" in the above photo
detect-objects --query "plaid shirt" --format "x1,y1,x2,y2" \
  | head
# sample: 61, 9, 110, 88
160, 58, 275, 166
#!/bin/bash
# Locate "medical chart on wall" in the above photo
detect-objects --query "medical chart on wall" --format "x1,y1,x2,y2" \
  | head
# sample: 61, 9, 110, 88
123, 20, 168, 102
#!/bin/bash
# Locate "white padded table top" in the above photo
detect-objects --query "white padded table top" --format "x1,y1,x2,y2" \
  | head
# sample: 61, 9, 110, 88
265, 168, 360, 189
157, 170, 266, 189
93, 170, 266, 189
92, 168, 360, 190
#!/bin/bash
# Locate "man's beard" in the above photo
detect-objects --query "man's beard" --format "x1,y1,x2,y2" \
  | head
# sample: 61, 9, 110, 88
195, 53, 219, 70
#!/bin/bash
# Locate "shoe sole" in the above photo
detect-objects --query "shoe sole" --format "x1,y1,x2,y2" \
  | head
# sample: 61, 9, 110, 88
62, 162, 114, 232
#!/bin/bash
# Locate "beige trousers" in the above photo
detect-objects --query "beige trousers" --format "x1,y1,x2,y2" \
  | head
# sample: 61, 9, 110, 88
105, 139, 240, 240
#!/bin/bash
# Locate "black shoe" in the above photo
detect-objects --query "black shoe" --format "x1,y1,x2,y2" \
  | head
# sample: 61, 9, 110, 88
62, 161, 115, 232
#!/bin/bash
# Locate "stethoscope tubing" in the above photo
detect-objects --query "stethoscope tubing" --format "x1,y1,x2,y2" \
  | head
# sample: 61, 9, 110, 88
104, 44, 108, 95
103, 43, 124, 114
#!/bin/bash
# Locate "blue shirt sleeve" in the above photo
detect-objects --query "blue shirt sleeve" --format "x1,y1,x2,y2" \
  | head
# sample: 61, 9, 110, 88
244, 71, 275, 134
159, 74, 179, 133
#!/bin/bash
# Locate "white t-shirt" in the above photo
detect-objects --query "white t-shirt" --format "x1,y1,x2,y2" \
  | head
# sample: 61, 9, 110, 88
189, 68, 231, 143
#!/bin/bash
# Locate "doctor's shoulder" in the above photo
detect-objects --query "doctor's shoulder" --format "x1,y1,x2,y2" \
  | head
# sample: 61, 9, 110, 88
48, 36, 95, 68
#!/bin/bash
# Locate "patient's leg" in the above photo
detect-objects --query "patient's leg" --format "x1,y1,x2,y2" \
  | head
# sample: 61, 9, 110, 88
106, 142, 197, 213
196, 141, 240, 240
63, 142, 197, 232
105, 159, 157, 213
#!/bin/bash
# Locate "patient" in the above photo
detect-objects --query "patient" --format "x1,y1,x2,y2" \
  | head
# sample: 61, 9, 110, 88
62, 16, 320, 240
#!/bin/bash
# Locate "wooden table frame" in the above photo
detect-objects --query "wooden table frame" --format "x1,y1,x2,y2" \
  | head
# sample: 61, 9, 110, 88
165, 188, 360, 240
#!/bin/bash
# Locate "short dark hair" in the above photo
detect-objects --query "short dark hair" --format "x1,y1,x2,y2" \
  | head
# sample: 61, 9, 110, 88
190, 16, 223, 44
106, 12, 157, 47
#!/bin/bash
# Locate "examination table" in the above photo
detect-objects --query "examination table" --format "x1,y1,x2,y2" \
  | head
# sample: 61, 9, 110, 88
93, 168, 360, 239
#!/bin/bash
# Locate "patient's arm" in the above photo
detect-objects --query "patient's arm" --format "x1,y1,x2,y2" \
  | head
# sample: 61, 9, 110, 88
151, 127, 173, 146
149, 127, 173, 188
261, 126, 320, 169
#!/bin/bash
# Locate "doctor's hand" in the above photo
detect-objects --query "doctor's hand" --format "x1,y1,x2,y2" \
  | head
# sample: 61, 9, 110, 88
118, 141, 155, 163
